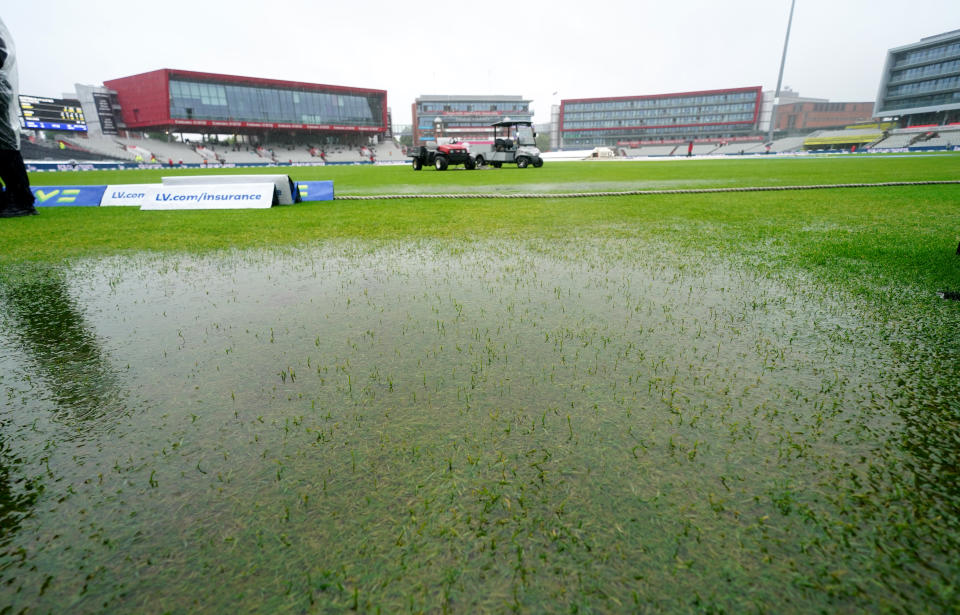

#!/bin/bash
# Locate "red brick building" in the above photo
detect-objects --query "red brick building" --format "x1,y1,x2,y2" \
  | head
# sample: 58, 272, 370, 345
774, 101, 874, 131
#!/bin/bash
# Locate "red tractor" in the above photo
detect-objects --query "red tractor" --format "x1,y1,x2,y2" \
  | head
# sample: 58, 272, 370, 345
409, 138, 476, 171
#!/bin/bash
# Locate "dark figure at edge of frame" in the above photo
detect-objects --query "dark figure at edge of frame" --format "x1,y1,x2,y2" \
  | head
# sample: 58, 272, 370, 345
0, 17, 37, 218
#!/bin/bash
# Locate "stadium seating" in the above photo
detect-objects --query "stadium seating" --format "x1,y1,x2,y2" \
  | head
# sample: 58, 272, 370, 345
869, 126, 960, 149
21, 137, 119, 162
941, 129, 960, 145
218, 148, 266, 163
767, 137, 808, 152
915, 130, 960, 147
195, 146, 219, 161
115, 137, 204, 163
62, 135, 137, 160
710, 141, 763, 155
803, 129, 882, 150
270, 146, 317, 163
635, 145, 678, 156
373, 141, 403, 160
870, 133, 914, 148
914, 135, 946, 147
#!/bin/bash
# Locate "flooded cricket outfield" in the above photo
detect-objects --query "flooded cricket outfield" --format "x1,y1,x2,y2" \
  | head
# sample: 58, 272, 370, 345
1, 239, 957, 613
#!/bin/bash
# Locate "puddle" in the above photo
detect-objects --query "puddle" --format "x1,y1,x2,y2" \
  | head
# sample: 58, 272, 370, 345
0, 240, 955, 612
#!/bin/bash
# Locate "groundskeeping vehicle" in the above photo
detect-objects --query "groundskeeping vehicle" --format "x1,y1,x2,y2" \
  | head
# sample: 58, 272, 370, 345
408, 138, 476, 171
471, 120, 544, 168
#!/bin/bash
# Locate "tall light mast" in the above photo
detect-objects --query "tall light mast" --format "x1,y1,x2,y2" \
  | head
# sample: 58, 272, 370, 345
768, 0, 797, 145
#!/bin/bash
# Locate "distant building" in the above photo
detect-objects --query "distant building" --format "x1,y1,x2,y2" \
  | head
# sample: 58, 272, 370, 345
758, 87, 826, 133
103, 69, 388, 146
874, 29, 960, 126
411, 95, 533, 146
558, 87, 763, 150
773, 101, 875, 132
550, 104, 561, 151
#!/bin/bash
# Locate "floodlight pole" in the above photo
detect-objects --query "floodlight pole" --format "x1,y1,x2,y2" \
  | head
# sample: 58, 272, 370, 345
768, 0, 797, 145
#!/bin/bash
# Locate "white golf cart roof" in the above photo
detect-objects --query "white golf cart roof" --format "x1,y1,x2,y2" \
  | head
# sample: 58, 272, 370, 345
490, 120, 534, 128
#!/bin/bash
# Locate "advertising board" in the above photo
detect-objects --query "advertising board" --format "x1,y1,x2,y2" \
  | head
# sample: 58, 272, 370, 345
141, 184, 275, 210
100, 184, 158, 206
296, 181, 334, 202
31, 185, 107, 207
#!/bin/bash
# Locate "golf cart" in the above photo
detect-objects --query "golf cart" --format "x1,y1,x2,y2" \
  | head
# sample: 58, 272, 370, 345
471, 120, 543, 168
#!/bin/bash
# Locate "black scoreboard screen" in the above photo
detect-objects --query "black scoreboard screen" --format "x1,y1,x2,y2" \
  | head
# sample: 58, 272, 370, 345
19, 95, 88, 132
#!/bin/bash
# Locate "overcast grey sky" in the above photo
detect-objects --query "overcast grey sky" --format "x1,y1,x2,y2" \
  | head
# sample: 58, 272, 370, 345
4, 1, 959, 125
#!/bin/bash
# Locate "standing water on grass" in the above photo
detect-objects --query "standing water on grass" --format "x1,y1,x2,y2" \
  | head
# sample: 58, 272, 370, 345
0, 240, 957, 613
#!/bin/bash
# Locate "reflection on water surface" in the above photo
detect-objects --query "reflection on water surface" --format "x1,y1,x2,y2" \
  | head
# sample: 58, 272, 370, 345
0, 241, 956, 612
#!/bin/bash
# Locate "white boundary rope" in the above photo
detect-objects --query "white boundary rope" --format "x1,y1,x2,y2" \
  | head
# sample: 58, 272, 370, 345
335, 180, 960, 200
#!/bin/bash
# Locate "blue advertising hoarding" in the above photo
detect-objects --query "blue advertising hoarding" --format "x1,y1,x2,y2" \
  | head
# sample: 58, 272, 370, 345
296, 181, 335, 202
31, 185, 107, 207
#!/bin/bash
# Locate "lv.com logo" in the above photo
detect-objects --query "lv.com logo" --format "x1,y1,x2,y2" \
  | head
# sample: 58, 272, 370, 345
34, 189, 81, 203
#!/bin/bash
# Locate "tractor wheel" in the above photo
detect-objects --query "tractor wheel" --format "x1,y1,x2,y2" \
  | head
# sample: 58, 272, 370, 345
435, 156, 448, 171
516, 157, 529, 169
474, 156, 485, 168
465, 158, 476, 170
412, 158, 422, 170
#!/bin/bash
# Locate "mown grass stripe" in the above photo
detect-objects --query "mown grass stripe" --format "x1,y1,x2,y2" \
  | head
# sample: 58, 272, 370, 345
335, 179, 960, 200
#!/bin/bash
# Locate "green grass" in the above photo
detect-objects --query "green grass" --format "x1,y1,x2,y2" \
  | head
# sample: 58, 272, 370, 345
1, 155, 959, 613
7, 156, 960, 297
24, 154, 960, 192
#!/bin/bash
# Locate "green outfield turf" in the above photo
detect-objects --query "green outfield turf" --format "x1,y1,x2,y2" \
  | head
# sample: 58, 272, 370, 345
1, 156, 959, 613
6, 156, 960, 269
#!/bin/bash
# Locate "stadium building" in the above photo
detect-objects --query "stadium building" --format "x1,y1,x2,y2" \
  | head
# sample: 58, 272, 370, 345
411, 95, 532, 146
874, 29, 960, 126
103, 69, 388, 146
558, 87, 763, 150
772, 101, 875, 132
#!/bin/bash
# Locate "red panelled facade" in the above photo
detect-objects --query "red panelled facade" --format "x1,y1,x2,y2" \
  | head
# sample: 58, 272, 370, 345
104, 70, 170, 130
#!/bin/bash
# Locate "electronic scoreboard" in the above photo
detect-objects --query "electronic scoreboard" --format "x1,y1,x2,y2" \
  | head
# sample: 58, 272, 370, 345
19, 95, 88, 131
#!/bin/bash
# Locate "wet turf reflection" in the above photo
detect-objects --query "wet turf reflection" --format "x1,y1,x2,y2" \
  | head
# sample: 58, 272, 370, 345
0, 264, 124, 558
0, 265, 123, 422
0, 244, 957, 612
872, 341, 960, 599
0, 438, 41, 550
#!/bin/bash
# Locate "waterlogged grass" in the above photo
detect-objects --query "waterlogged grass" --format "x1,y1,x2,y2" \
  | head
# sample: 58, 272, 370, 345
0, 157, 958, 612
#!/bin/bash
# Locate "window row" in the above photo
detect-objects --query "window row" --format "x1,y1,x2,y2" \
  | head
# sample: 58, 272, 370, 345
563, 124, 754, 140
564, 103, 755, 121
417, 103, 528, 113
565, 92, 756, 112
564, 113, 755, 129
886, 74, 960, 98
810, 102, 858, 112
562, 134, 743, 147
893, 41, 960, 68
169, 79, 383, 126
882, 89, 960, 111
889, 58, 960, 84
417, 118, 516, 129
